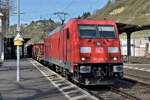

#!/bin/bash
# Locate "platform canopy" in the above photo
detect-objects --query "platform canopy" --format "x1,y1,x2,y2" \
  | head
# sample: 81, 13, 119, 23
116, 23, 150, 33
116, 22, 150, 57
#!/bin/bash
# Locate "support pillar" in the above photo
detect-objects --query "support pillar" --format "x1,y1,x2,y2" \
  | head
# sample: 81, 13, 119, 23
127, 32, 131, 56
0, 10, 9, 61
0, 16, 7, 61
126, 32, 132, 62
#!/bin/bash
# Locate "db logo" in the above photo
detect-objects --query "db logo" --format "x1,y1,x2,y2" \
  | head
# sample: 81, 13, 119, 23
96, 47, 104, 53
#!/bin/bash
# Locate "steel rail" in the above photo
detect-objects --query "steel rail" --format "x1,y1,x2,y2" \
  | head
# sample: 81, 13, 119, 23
110, 86, 141, 100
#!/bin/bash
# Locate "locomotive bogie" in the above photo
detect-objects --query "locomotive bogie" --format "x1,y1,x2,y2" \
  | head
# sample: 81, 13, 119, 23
72, 63, 123, 85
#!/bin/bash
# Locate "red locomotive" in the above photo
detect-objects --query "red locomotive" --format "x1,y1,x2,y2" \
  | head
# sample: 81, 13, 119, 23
31, 19, 123, 85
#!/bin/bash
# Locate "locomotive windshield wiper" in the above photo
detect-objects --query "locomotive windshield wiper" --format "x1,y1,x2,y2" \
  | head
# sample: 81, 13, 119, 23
97, 27, 102, 38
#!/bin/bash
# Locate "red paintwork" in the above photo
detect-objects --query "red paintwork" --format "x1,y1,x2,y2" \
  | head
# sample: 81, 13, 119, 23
44, 19, 122, 72
32, 43, 44, 60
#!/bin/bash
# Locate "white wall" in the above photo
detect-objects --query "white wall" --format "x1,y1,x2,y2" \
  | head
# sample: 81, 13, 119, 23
120, 38, 149, 57
0, 18, 3, 61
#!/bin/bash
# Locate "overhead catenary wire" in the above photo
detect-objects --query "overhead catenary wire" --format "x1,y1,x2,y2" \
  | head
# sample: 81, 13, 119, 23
11, 0, 108, 25
52, 0, 75, 24
61, 0, 74, 11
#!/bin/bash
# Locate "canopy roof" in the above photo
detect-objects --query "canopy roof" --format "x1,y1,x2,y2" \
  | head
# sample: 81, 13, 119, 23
116, 23, 150, 33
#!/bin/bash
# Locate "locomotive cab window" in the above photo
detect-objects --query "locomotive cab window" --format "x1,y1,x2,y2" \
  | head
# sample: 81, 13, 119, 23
98, 26, 116, 38
79, 25, 96, 38
79, 25, 116, 39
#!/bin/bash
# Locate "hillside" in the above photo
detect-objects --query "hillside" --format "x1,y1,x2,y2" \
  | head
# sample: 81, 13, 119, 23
89, 0, 150, 38
90, 0, 150, 25
9, 19, 59, 43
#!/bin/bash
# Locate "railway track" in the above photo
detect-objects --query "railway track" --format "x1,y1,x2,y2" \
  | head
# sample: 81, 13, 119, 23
124, 73, 150, 86
84, 78, 150, 100
110, 86, 140, 100
83, 87, 129, 100
110, 79, 150, 100
32, 59, 150, 100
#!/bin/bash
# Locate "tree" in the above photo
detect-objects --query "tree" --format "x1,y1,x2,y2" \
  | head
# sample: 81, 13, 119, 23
81, 12, 91, 18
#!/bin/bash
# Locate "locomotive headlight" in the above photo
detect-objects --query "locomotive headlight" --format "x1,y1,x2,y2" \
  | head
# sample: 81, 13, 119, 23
113, 57, 118, 61
113, 65, 123, 72
81, 57, 86, 61
108, 47, 119, 53
80, 66, 91, 73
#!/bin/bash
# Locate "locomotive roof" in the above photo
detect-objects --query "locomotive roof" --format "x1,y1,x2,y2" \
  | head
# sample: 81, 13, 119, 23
48, 19, 117, 36
48, 26, 63, 36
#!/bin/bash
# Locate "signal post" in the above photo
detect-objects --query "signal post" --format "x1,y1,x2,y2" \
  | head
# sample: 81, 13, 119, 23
14, 34, 23, 82
13, 0, 23, 82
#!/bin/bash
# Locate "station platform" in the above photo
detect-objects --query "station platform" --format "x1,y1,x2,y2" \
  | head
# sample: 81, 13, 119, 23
0, 58, 68, 100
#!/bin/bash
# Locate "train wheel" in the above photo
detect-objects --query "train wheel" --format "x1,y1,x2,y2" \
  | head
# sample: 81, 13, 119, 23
47, 64, 52, 69
64, 70, 69, 79
55, 65, 60, 73
51, 64, 56, 71
60, 67, 64, 76
63, 68, 66, 77
65, 70, 72, 81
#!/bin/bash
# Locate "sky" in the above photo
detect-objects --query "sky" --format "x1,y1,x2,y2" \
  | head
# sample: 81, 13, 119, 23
10, 0, 109, 25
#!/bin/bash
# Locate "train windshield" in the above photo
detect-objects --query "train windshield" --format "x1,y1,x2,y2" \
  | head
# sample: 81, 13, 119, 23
79, 25, 116, 39
79, 25, 97, 38
98, 26, 116, 38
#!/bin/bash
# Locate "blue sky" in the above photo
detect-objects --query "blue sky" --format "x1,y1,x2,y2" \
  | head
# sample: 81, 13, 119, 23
10, 0, 108, 25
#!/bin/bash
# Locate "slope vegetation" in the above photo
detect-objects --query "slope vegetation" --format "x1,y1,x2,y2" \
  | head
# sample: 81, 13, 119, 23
9, 19, 59, 43
90, 0, 150, 25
